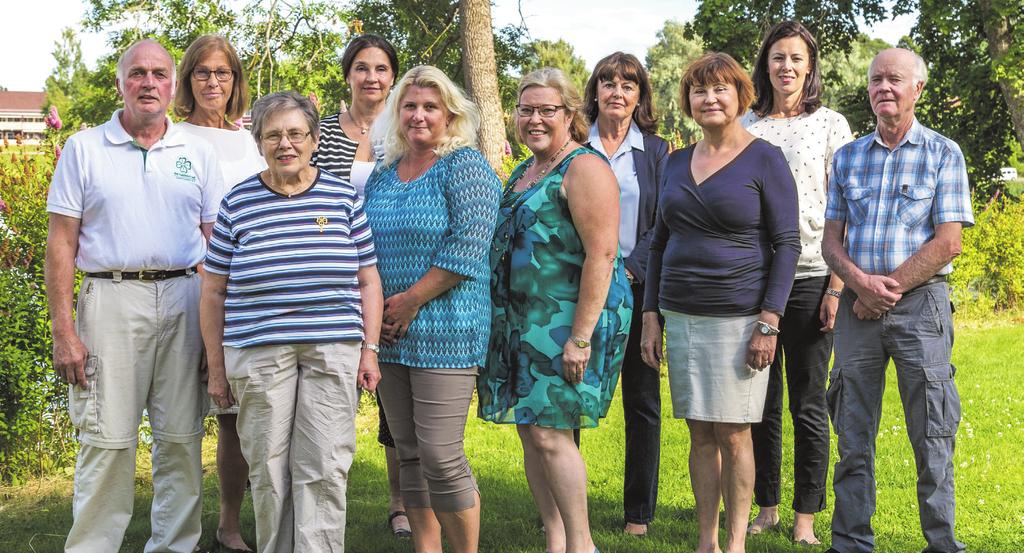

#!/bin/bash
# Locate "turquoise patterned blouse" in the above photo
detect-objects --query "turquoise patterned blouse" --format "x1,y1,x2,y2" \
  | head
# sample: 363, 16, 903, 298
364, 147, 501, 369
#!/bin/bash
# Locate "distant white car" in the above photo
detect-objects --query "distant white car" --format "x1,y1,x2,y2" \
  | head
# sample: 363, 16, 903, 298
1001, 167, 1019, 180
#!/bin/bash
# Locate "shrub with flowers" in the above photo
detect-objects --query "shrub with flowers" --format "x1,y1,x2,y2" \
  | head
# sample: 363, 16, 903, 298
0, 110, 77, 484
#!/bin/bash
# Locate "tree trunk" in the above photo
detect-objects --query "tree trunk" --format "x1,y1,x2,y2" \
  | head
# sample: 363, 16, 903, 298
458, 0, 505, 175
980, 0, 1024, 148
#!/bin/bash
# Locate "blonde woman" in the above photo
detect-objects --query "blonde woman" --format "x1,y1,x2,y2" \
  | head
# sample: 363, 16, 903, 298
364, 65, 501, 553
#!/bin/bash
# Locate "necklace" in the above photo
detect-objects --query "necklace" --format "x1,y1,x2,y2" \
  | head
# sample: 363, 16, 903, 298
347, 110, 371, 135
511, 139, 573, 194
399, 152, 436, 182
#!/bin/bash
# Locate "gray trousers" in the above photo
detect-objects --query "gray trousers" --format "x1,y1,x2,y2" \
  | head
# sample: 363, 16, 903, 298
827, 282, 965, 553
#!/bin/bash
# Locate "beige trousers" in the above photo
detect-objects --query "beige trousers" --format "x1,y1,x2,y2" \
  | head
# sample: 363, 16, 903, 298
65, 275, 207, 553
226, 341, 360, 553
377, 363, 478, 512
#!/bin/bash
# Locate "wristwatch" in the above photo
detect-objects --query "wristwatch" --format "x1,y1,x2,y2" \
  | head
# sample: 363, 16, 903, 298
825, 287, 842, 298
569, 336, 591, 348
361, 342, 380, 354
756, 320, 781, 336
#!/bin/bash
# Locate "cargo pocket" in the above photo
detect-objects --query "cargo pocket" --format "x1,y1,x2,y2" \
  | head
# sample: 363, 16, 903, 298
68, 355, 100, 434
923, 363, 961, 437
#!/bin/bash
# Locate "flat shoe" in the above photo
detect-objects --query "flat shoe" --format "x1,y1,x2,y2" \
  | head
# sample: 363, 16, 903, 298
795, 536, 822, 546
211, 537, 254, 553
747, 516, 780, 535
388, 510, 412, 538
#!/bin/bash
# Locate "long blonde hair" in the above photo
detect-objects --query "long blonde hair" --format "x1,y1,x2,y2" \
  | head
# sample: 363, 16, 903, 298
374, 65, 480, 165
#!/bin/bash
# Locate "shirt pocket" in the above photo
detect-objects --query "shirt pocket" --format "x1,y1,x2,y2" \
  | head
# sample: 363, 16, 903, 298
842, 186, 872, 226
897, 183, 935, 228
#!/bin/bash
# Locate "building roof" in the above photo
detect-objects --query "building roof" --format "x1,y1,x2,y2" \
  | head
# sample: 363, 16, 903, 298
0, 91, 47, 112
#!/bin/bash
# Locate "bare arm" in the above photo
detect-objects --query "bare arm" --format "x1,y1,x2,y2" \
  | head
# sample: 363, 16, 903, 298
562, 154, 620, 383
45, 213, 88, 388
356, 265, 383, 392
887, 222, 962, 293
822, 219, 901, 314
201, 222, 214, 241
199, 271, 232, 408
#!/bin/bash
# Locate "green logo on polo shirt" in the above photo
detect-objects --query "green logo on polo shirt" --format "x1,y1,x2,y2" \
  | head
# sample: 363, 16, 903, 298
174, 156, 197, 182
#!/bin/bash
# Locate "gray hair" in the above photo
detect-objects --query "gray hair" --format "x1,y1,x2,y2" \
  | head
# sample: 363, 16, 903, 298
116, 39, 176, 91
868, 48, 928, 87
250, 91, 321, 145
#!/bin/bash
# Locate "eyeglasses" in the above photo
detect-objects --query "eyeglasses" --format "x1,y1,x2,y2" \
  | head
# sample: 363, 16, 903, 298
192, 68, 234, 82
261, 130, 311, 145
515, 104, 567, 118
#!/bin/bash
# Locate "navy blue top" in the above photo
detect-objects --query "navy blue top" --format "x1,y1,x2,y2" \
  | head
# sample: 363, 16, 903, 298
643, 138, 800, 316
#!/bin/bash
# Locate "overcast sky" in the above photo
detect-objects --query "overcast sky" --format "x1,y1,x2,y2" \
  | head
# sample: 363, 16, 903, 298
1, 0, 916, 92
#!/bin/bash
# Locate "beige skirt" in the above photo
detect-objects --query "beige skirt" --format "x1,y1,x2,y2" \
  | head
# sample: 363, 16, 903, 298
662, 309, 769, 423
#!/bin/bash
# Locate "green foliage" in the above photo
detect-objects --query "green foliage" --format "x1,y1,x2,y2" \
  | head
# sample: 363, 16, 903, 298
687, 0, 887, 66
44, 28, 91, 131
950, 198, 1024, 318
645, 20, 703, 147
901, 0, 1019, 196
0, 143, 76, 484
520, 39, 589, 93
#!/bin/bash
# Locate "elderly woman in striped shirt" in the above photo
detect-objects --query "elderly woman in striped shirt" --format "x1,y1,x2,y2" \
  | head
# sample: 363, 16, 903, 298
199, 90, 384, 553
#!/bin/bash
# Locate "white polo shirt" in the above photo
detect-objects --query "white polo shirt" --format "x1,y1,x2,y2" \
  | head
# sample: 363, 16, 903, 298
47, 110, 224, 272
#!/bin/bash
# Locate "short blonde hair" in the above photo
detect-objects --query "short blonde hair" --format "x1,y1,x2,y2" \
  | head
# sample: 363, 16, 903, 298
517, 68, 589, 143
376, 65, 480, 165
680, 52, 755, 120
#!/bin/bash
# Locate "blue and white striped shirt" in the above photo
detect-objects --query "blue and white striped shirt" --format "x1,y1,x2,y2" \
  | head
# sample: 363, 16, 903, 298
205, 169, 377, 347
825, 119, 974, 276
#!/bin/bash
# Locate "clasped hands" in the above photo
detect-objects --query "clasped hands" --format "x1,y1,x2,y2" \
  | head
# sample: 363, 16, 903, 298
852, 274, 903, 321
381, 291, 421, 345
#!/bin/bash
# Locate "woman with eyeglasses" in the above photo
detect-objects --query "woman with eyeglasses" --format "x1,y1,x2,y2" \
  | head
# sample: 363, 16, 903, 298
200, 90, 384, 553
174, 34, 266, 553
479, 68, 632, 553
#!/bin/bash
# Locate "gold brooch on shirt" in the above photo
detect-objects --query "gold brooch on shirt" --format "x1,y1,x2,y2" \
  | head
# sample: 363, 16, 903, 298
316, 216, 328, 232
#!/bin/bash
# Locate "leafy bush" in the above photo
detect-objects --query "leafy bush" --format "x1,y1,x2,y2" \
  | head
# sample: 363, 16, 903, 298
950, 198, 1024, 319
0, 142, 76, 484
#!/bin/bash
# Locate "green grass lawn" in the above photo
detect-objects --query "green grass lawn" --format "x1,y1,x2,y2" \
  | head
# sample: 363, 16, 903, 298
2, 323, 1022, 553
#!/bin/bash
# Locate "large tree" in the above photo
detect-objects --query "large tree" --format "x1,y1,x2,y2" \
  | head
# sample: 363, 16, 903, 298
458, 0, 505, 171
520, 39, 589, 93
44, 28, 90, 127
646, 20, 703, 147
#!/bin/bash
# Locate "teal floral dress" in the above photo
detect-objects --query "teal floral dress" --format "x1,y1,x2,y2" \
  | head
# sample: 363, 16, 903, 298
478, 147, 633, 429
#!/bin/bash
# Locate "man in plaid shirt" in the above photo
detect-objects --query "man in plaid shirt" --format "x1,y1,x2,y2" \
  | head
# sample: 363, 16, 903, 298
820, 48, 973, 553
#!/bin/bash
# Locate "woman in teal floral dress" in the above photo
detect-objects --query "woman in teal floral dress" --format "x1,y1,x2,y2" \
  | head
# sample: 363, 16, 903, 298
479, 68, 632, 553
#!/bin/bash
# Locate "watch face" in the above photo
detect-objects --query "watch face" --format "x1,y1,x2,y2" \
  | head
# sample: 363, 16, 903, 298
759, 324, 770, 335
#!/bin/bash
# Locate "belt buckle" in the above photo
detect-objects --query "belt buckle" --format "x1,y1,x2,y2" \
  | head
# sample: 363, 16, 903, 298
138, 270, 159, 281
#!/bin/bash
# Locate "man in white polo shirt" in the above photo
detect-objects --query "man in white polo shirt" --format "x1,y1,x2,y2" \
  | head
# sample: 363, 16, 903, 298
44, 39, 222, 553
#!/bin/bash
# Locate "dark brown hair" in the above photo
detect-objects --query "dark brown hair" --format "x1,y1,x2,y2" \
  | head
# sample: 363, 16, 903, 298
751, 20, 823, 116
583, 52, 658, 134
341, 34, 399, 81
174, 35, 248, 121
680, 52, 755, 119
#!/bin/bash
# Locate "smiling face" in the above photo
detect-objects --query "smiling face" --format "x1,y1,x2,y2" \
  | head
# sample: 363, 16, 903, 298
688, 80, 740, 130
347, 46, 395, 105
596, 75, 640, 122
190, 49, 233, 119
516, 85, 572, 156
868, 49, 923, 123
767, 35, 811, 105
259, 108, 318, 179
399, 85, 450, 152
117, 42, 175, 122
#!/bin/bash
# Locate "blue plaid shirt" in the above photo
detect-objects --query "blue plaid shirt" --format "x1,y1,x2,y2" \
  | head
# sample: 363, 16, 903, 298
825, 119, 974, 276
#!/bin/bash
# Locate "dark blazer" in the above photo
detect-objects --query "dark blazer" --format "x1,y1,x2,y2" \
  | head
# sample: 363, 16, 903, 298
588, 132, 670, 285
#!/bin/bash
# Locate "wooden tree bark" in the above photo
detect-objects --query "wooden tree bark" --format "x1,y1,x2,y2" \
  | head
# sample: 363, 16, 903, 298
458, 0, 505, 174
980, 0, 1024, 148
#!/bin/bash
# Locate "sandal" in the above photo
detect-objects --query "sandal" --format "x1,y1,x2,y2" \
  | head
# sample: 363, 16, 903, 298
388, 510, 412, 538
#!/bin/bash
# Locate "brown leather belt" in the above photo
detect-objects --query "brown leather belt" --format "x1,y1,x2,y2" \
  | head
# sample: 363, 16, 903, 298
85, 267, 197, 281
907, 274, 947, 293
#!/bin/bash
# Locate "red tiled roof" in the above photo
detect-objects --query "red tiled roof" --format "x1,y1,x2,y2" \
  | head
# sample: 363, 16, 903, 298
0, 91, 47, 112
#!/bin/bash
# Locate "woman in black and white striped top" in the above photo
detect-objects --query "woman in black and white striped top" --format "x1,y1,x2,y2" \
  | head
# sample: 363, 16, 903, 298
315, 34, 399, 197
